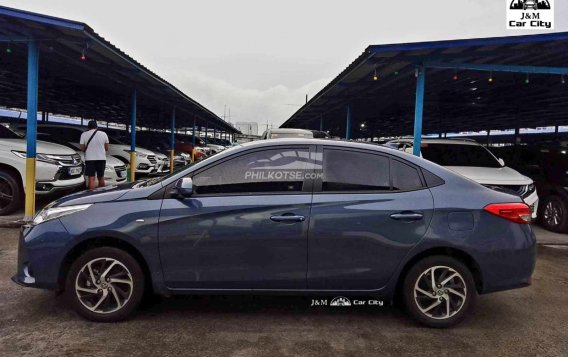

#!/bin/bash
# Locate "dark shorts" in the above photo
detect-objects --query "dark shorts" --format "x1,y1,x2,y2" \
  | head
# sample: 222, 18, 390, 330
85, 160, 106, 178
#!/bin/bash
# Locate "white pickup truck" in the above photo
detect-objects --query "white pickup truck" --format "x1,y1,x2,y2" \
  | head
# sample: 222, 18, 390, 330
0, 124, 84, 215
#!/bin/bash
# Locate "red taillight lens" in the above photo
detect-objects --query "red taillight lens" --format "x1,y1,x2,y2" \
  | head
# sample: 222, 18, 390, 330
483, 203, 531, 224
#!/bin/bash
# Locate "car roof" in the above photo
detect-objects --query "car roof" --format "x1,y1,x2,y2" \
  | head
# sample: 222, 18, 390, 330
388, 138, 480, 146
268, 128, 313, 134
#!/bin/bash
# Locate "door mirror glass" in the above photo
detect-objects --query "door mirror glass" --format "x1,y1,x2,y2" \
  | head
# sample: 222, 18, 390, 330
498, 158, 505, 167
175, 177, 193, 196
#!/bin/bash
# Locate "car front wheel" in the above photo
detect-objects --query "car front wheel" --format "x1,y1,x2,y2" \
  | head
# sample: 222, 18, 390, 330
65, 247, 145, 322
403, 255, 477, 328
540, 195, 568, 233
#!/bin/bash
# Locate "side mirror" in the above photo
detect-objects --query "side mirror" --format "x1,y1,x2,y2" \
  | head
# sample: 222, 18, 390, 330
175, 177, 193, 197
498, 158, 505, 167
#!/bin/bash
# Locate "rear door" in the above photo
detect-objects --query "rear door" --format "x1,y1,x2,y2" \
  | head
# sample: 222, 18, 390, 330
307, 147, 434, 290
159, 145, 317, 290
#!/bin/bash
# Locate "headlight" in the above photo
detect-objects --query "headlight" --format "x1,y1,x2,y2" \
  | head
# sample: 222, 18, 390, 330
105, 165, 113, 171
180, 152, 190, 159
33, 204, 92, 225
12, 151, 59, 164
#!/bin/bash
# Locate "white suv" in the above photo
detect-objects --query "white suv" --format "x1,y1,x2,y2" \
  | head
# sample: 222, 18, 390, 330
386, 138, 539, 218
0, 125, 84, 215
36, 124, 160, 175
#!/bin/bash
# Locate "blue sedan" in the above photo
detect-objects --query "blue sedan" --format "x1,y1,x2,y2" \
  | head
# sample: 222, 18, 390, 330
13, 139, 536, 327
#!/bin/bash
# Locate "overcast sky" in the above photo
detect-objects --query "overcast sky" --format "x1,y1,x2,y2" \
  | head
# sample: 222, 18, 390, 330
5, 0, 568, 130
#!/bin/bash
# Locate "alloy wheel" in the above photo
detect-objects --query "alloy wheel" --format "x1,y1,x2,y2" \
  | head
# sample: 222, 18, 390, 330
544, 201, 562, 228
0, 176, 13, 209
413, 265, 467, 320
75, 257, 134, 314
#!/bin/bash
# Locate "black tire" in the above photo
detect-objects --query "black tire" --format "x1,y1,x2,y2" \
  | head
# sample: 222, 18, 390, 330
539, 195, 568, 233
65, 247, 145, 322
402, 255, 477, 328
0, 169, 22, 216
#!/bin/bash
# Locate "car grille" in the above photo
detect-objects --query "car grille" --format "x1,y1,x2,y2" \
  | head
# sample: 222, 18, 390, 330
50, 154, 82, 166
114, 165, 126, 173
483, 184, 535, 198
147, 155, 156, 164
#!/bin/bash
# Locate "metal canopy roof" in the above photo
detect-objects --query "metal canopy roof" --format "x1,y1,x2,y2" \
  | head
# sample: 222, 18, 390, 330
0, 6, 238, 133
281, 32, 568, 138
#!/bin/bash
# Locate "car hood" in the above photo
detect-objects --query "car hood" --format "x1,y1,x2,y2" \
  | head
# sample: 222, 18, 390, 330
0, 138, 77, 155
53, 182, 136, 206
110, 144, 155, 156
446, 166, 533, 185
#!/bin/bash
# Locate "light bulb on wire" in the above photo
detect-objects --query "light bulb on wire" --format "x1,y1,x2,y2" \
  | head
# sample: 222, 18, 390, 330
373, 66, 378, 81
524, 73, 530, 84
452, 69, 459, 81
80, 49, 86, 61
562, 74, 566, 84
488, 71, 494, 83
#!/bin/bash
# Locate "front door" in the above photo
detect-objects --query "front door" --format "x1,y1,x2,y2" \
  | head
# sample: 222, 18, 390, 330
307, 147, 434, 290
159, 145, 317, 290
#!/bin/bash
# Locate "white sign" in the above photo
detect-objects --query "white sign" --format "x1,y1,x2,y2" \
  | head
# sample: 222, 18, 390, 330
507, 0, 554, 30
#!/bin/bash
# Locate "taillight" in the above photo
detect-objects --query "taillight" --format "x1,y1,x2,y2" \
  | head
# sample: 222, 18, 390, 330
483, 203, 531, 224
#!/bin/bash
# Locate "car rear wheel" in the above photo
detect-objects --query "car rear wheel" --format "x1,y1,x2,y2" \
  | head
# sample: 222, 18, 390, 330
65, 247, 145, 322
403, 255, 477, 328
0, 169, 22, 216
540, 195, 568, 233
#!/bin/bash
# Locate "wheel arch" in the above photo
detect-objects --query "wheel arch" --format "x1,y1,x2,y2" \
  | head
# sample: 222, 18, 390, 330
395, 246, 484, 298
0, 162, 24, 189
58, 236, 153, 294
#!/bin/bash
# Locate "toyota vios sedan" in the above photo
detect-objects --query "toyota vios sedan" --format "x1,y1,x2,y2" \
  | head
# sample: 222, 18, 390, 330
13, 139, 536, 327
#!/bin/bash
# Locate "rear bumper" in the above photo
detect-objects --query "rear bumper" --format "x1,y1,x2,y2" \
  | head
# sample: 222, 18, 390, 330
477, 222, 536, 294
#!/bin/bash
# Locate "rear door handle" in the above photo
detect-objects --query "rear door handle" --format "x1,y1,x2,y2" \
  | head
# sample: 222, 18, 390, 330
389, 212, 424, 222
270, 215, 306, 223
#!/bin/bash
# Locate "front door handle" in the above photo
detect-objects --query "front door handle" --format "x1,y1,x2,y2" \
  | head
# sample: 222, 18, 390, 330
389, 212, 424, 222
270, 214, 306, 223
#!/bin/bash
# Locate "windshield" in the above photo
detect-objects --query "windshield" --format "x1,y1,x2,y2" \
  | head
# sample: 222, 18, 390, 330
108, 135, 126, 145
134, 143, 243, 188
0, 125, 22, 139
421, 143, 502, 168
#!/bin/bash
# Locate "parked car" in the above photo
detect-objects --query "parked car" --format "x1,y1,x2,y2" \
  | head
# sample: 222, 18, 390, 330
493, 143, 568, 233
13, 139, 535, 327
174, 134, 208, 160
386, 139, 539, 218
35, 124, 160, 176
32, 133, 128, 187
0, 124, 84, 215
133, 132, 188, 169
261, 128, 314, 139
523, 0, 538, 10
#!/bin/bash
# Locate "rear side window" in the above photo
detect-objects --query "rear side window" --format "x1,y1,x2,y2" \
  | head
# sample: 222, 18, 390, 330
322, 150, 390, 191
391, 160, 423, 191
193, 147, 313, 194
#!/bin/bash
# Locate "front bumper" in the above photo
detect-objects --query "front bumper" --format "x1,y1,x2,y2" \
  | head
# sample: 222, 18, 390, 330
12, 220, 70, 290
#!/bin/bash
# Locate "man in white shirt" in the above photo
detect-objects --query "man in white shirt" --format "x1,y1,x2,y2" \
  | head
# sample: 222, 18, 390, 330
79, 120, 109, 190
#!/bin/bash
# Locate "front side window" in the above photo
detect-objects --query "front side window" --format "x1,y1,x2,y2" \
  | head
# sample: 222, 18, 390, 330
322, 149, 390, 191
193, 147, 315, 194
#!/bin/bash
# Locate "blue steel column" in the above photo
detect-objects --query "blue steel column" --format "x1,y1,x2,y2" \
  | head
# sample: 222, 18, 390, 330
129, 90, 137, 181
170, 108, 175, 173
24, 40, 39, 221
192, 119, 196, 162
345, 105, 352, 141
413, 66, 426, 156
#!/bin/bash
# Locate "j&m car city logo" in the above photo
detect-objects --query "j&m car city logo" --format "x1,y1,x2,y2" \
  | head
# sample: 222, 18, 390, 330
507, 0, 554, 29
